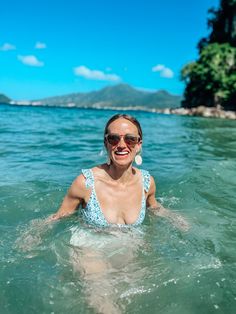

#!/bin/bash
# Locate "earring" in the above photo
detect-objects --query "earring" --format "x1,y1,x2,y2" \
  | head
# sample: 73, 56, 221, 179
99, 148, 110, 165
99, 149, 104, 157
135, 149, 142, 166
106, 154, 111, 166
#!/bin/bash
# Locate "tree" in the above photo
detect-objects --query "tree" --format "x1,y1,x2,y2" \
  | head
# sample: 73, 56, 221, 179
181, 43, 236, 110
199, 0, 236, 50
181, 0, 236, 110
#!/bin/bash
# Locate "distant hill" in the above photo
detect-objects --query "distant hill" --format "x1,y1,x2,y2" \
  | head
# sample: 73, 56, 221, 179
0, 94, 10, 104
34, 84, 181, 109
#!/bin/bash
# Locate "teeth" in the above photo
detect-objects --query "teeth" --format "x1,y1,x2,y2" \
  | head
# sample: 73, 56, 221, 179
115, 151, 128, 155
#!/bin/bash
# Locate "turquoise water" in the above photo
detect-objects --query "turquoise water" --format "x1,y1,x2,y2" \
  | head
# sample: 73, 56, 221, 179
0, 104, 236, 314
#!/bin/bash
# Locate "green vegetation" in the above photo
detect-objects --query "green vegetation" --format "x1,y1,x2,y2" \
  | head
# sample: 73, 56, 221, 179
181, 0, 236, 110
181, 43, 236, 109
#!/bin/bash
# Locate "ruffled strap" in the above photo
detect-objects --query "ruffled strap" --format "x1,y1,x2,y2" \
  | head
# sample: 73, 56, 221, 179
81, 169, 94, 188
141, 169, 151, 192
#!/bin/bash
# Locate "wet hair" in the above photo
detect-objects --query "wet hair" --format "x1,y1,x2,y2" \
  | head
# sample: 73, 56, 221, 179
104, 114, 143, 140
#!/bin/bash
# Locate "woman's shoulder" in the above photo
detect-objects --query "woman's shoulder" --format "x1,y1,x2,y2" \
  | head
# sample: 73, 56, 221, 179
65, 173, 88, 200
133, 167, 151, 179
91, 164, 115, 178
138, 168, 155, 181
71, 166, 106, 193
72, 173, 87, 190
133, 168, 156, 192
90, 164, 106, 174
80, 164, 107, 183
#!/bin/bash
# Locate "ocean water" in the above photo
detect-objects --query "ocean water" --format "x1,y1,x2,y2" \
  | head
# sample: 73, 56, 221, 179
0, 104, 235, 314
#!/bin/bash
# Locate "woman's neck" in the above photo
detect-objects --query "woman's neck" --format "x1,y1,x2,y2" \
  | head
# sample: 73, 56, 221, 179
106, 163, 134, 183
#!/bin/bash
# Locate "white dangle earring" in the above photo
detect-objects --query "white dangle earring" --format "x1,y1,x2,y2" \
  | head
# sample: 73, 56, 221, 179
106, 154, 111, 166
135, 149, 142, 166
99, 148, 104, 157
103, 139, 111, 166
99, 147, 110, 165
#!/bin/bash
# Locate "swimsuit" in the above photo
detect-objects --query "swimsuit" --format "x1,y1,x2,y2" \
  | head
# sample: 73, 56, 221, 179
80, 168, 150, 227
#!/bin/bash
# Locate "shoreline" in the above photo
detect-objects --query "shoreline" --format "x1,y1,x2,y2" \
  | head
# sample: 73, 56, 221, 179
157, 106, 236, 120
2, 102, 236, 120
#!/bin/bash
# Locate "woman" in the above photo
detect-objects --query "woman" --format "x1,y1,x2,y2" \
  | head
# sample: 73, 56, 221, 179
49, 114, 188, 314
50, 113, 188, 229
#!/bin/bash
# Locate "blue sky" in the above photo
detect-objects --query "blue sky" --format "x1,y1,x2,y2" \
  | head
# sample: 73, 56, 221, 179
0, 0, 219, 100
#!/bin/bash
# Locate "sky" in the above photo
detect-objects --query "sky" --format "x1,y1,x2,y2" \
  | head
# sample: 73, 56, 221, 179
0, 0, 219, 100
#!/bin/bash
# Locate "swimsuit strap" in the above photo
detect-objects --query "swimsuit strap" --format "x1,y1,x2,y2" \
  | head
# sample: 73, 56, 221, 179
140, 169, 151, 192
81, 168, 109, 227
81, 169, 94, 188
131, 169, 150, 226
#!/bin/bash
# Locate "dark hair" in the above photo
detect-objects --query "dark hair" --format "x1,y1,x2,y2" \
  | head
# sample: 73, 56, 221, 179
104, 114, 143, 140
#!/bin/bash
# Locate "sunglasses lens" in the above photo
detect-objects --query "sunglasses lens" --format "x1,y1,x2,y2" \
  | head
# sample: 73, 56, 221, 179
124, 135, 139, 145
106, 134, 140, 146
107, 134, 120, 145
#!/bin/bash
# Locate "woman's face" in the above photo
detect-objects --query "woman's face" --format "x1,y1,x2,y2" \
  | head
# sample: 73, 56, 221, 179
105, 118, 142, 167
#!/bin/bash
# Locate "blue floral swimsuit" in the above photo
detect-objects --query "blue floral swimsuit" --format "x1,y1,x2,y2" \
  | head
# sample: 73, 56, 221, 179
81, 168, 151, 227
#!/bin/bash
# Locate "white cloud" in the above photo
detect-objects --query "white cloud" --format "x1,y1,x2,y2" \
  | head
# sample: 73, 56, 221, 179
74, 65, 121, 81
0, 43, 16, 51
17, 55, 44, 67
35, 41, 46, 49
161, 68, 174, 78
152, 64, 174, 78
152, 64, 165, 72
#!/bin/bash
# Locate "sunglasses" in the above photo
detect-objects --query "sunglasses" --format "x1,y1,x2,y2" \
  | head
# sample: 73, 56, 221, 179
105, 133, 141, 146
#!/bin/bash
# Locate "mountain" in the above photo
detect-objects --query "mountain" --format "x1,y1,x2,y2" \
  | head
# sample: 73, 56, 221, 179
34, 84, 181, 109
0, 94, 11, 104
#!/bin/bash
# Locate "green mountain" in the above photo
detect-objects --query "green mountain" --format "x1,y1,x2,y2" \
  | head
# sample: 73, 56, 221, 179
35, 84, 181, 109
0, 94, 11, 104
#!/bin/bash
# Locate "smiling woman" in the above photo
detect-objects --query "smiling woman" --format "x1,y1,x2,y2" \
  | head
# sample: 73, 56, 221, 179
49, 113, 188, 228
49, 114, 158, 225
47, 114, 189, 312
48, 114, 172, 313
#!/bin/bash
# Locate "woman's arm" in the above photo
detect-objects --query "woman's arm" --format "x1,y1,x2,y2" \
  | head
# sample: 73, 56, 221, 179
48, 174, 87, 221
146, 176, 190, 231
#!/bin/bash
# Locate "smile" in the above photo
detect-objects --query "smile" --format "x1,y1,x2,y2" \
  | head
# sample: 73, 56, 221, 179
115, 151, 129, 155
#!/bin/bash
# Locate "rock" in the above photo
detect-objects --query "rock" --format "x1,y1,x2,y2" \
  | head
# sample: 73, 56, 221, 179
163, 108, 171, 114
224, 111, 236, 119
195, 106, 207, 116
160, 105, 236, 120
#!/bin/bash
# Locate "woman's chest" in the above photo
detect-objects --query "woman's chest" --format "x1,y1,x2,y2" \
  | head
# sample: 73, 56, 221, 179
87, 179, 144, 224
